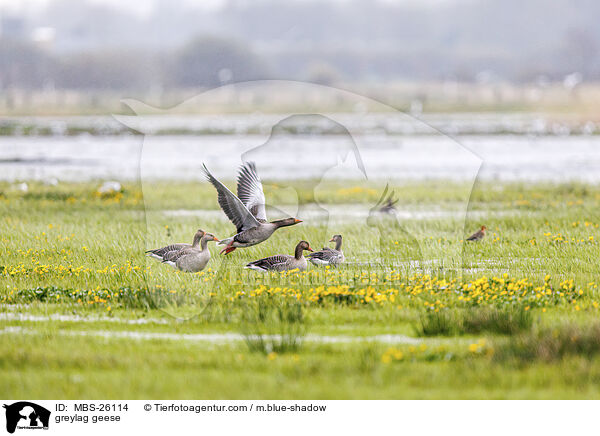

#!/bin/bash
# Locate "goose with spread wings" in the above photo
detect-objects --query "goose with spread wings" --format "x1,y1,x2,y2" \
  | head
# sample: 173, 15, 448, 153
201, 162, 302, 255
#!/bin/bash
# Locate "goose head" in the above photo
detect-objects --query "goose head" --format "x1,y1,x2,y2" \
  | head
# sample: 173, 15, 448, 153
298, 240, 313, 252
294, 240, 313, 259
329, 234, 343, 250
272, 217, 303, 228
202, 232, 220, 243
193, 229, 206, 245
329, 234, 342, 243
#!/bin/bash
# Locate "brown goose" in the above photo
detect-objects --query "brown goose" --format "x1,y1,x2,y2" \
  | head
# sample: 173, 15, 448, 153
245, 241, 313, 272
308, 234, 345, 267
201, 162, 302, 255
466, 225, 487, 242
146, 229, 205, 261
146, 230, 219, 272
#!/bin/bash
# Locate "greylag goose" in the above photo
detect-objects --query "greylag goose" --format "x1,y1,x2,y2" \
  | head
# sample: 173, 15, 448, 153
146, 229, 206, 261
308, 234, 345, 267
466, 225, 487, 242
201, 162, 302, 255
245, 240, 313, 272
146, 229, 219, 272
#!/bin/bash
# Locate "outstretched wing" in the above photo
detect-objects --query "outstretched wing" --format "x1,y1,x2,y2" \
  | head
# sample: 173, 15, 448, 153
237, 162, 267, 222
201, 164, 260, 233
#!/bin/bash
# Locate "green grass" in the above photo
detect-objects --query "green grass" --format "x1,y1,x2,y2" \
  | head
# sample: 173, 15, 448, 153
493, 322, 600, 363
3, 179, 600, 398
240, 295, 306, 354
415, 306, 533, 336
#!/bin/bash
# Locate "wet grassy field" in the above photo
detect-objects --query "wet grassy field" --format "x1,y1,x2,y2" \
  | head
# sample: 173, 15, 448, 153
2, 179, 600, 398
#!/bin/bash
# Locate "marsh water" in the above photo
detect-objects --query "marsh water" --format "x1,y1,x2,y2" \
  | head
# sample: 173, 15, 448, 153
1, 113, 599, 182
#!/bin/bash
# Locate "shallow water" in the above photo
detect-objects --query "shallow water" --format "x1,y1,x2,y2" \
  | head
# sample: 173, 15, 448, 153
0, 325, 421, 345
1, 113, 599, 182
161, 205, 529, 222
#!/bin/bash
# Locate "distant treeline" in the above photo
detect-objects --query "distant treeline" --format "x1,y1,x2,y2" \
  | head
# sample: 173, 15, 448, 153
0, 36, 267, 90
1, 0, 599, 91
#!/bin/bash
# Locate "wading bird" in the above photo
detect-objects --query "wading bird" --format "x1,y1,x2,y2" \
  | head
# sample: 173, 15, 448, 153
245, 240, 313, 272
466, 225, 487, 242
201, 162, 302, 254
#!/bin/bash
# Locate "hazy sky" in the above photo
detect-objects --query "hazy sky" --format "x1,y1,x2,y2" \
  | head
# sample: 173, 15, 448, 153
0, 0, 224, 17
0, 0, 453, 17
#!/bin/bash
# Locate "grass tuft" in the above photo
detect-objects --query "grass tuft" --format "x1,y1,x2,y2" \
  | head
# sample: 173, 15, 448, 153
462, 306, 533, 335
415, 306, 533, 337
240, 296, 307, 355
415, 310, 455, 336
494, 323, 600, 363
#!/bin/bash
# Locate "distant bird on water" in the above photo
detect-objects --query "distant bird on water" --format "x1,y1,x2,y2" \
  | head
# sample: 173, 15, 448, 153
201, 162, 302, 255
466, 225, 487, 242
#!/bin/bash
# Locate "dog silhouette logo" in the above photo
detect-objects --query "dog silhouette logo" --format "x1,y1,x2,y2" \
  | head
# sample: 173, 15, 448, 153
3, 402, 50, 434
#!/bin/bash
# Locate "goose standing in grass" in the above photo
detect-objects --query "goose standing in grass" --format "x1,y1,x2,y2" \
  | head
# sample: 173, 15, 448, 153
245, 241, 313, 272
308, 234, 345, 267
146, 229, 206, 261
201, 162, 302, 255
466, 225, 487, 242
146, 229, 219, 272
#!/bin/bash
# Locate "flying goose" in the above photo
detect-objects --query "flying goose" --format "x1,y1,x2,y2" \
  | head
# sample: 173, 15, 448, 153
308, 234, 345, 267
146, 229, 219, 272
245, 240, 313, 272
466, 225, 487, 242
201, 162, 302, 255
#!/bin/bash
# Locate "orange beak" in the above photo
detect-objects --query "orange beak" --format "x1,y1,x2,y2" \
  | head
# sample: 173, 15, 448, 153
329, 238, 335, 242
213, 237, 220, 242
307, 245, 313, 252
294, 219, 302, 224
